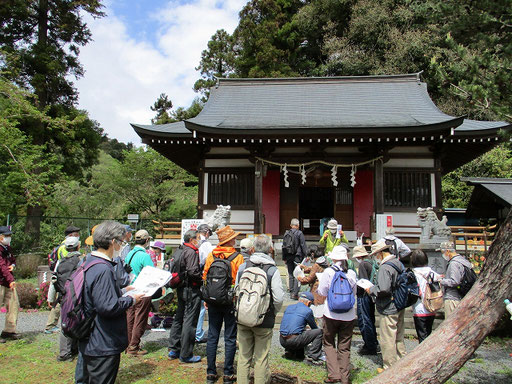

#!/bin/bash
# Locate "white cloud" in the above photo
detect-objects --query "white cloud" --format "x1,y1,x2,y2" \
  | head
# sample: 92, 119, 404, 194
75, 0, 246, 144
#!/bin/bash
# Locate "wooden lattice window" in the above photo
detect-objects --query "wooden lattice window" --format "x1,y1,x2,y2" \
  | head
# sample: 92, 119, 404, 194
384, 170, 432, 208
207, 170, 254, 206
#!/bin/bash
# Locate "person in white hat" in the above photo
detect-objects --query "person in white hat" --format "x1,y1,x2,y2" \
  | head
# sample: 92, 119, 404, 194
352, 245, 379, 356
319, 219, 348, 255
365, 239, 404, 373
317, 246, 357, 384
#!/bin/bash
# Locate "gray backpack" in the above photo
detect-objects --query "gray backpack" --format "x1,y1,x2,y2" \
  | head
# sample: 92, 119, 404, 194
234, 261, 276, 327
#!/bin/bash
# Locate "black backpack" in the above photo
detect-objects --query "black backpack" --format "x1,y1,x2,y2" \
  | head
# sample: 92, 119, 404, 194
384, 261, 420, 311
54, 252, 81, 296
201, 252, 239, 306
282, 230, 298, 258
169, 246, 186, 289
451, 260, 478, 298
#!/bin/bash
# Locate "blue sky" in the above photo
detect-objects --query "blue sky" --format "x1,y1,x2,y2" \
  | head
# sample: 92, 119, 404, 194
75, 0, 247, 144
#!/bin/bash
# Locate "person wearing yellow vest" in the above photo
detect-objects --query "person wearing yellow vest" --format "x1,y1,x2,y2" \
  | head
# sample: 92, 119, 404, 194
319, 219, 348, 254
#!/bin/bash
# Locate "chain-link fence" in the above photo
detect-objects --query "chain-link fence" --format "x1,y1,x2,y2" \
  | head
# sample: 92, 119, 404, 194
6, 214, 158, 255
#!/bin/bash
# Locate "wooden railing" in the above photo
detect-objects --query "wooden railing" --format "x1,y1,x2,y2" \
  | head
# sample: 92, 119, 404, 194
392, 224, 421, 244
449, 225, 496, 254
152, 220, 255, 240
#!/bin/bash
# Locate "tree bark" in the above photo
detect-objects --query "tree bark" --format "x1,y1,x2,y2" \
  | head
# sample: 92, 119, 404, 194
364, 211, 512, 384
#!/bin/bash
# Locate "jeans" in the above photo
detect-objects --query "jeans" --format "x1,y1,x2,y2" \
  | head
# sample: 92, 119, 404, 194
206, 305, 237, 376
196, 301, 206, 341
357, 295, 379, 352
75, 351, 85, 384
168, 286, 202, 359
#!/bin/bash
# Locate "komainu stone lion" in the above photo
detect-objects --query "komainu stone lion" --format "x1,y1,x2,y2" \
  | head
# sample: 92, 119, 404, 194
417, 207, 451, 245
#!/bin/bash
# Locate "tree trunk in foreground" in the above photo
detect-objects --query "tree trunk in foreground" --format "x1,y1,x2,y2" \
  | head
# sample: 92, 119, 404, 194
364, 211, 512, 384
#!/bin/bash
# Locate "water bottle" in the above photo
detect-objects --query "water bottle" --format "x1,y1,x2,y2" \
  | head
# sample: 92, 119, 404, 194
504, 299, 512, 320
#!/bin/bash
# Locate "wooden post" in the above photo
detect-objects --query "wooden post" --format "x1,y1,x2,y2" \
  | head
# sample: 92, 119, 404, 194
197, 159, 205, 219
434, 158, 443, 209
254, 160, 263, 234
374, 160, 384, 214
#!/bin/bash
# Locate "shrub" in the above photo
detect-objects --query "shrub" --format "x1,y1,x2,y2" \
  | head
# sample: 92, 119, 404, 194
15, 253, 44, 279
16, 282, 38, 309
37, 282, 50, 310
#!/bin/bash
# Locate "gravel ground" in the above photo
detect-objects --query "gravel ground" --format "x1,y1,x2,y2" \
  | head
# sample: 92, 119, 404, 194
2, 310, 512, 383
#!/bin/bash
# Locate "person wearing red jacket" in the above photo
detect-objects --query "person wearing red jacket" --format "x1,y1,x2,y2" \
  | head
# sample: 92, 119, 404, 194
0, 226, 20, 343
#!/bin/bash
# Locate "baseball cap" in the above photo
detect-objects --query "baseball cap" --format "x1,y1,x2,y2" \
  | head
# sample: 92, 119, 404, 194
299, 292, 314, 302
0, 226, 12, 236
64, 236, 80, 249
64, 225, 80, 235
135, 229, 152, 241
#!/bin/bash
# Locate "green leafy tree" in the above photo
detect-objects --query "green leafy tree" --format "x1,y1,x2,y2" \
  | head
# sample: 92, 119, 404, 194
194, 29, 236, 99
0, 0, 105, 240
111, 148, 197, 220
150, 93, 203, 124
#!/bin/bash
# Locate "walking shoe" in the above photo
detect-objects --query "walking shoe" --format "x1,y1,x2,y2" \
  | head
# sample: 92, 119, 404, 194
358, 347, 378, 356
223, 375, 236, 384
196, 335, 208, 344
0, 332, 21, 340
168, 350, 179, 360
127, 347, 148, 356
57, 354, 74, 362
43, 326, 60, 334
206, 374, 218, 384
180, 355, 201, 363
305, 356, 324, 366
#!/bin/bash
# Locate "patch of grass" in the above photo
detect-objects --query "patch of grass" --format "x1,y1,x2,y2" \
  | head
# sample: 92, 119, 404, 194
469, 358, 485, 364
496, 366, 512, 376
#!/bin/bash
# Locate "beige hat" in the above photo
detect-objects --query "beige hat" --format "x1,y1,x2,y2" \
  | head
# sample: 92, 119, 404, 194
327, 219, 338, 230
240, 237, 254, 250
352, 245, 369, 258
368, 239, 391, 257
329, 246, 348, 260
135, 229, 152, 241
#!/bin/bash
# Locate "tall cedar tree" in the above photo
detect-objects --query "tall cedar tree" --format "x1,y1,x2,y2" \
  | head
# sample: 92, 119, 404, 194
0, 0, 105, 241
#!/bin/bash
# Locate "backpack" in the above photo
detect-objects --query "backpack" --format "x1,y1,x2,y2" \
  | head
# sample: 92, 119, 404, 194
234, 261, 277, 327
451, 260, 477, 298
169, 246, 186, 289
384, 261, 420, 311
369, 260, 379, 285
421, 271, 444, 312
201, 252, 239, 306
327, 265, 355, 313
54, 252, 81, 295
385, 238, 398, 257
61, 259, 104, 340
48, 245, 60, 271
282, 230, 298, 259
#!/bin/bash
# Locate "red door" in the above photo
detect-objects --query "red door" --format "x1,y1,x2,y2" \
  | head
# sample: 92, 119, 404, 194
353, 169, 373, 236
262, 170, 280, 235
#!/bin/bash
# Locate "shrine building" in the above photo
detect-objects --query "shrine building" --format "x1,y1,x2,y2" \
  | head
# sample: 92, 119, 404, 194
131, 74, 510, 241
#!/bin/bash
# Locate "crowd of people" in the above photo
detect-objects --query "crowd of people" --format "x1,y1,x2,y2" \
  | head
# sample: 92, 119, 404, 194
0, 218, 477, 384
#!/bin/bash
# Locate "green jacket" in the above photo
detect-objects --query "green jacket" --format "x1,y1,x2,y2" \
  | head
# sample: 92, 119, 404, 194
319, 230, 348, 254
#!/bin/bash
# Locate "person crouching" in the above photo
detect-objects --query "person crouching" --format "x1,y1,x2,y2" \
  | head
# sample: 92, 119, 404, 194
279, 291, 324, 365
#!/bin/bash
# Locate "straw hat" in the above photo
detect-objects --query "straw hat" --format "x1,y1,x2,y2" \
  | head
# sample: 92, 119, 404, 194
368, 239, 391, 257
216, 225, 241, 246
329, 246, 348, 260
85, 225, 98, 246
352, 245, 369, 258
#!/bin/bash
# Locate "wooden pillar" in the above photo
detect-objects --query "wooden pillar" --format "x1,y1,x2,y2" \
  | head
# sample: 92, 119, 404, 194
374, 160, 384, 214
197, 159, 205, 219
254, 160, 263, 233
434, 157, 443, 209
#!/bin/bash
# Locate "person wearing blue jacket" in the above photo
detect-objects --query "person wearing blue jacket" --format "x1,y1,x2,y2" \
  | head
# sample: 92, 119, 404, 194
79, 221, 142, 384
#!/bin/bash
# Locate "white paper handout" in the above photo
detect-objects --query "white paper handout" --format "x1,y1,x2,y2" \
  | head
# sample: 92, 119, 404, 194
293, 265, 305, 279
356, 278, 374, 290
123, 266, 172, 298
